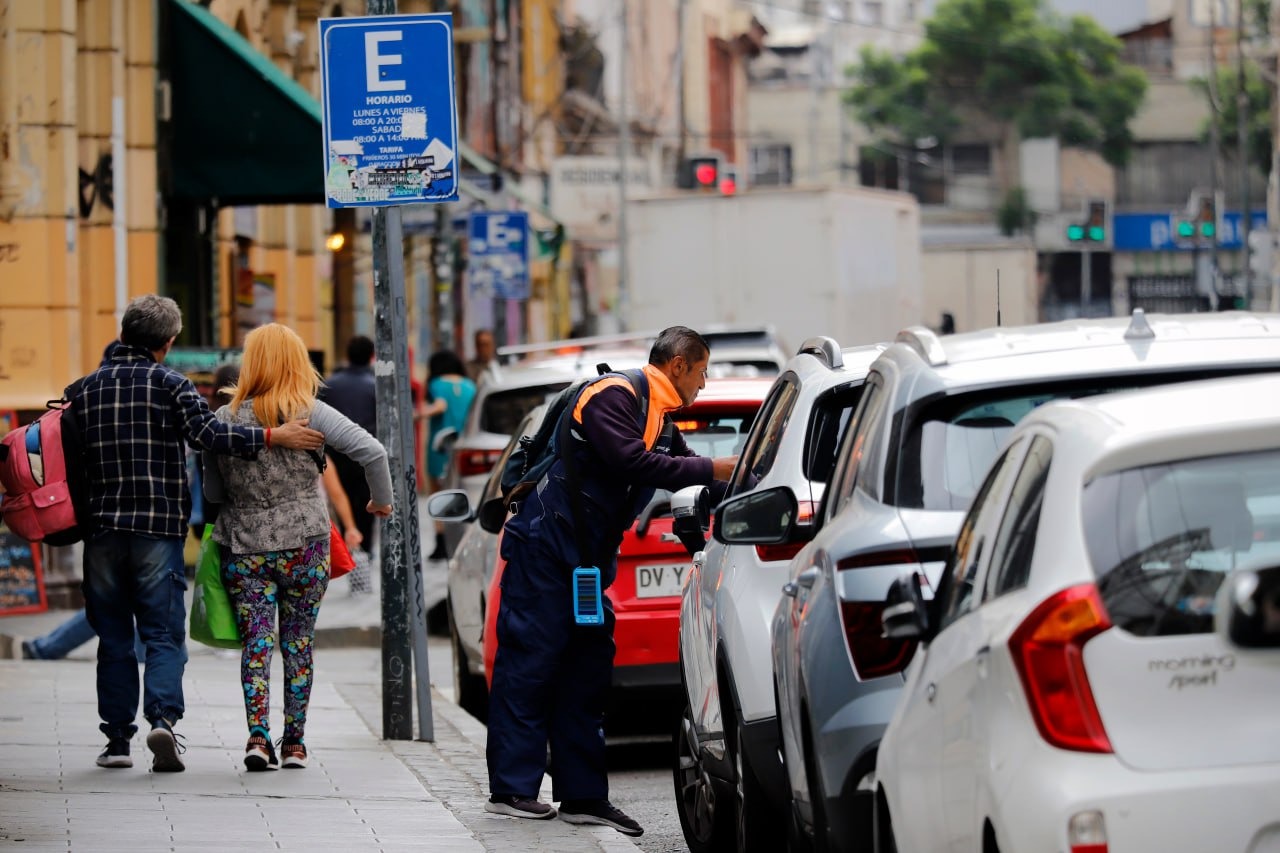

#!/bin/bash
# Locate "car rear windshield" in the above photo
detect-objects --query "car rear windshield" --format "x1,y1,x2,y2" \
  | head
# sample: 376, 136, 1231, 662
676, 411, 756, 458
896, 368, 1279, 511
480, 382, 572, 435
1082, 449, 1280, 636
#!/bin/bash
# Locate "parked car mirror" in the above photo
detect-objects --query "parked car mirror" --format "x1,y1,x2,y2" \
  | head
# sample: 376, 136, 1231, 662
712, 485, 799, 545
432, 426, 459, 455
1216, 563, 1280, 650
671, 486, 711, 529
477, 495, 508, 534
882, 572, 930, 641
426, 489, 474, 523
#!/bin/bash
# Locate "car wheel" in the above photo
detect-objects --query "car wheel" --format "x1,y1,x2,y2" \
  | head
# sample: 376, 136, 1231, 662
674, 702, 733, 853
448, 602, 488, 723
731, 716, 785, 853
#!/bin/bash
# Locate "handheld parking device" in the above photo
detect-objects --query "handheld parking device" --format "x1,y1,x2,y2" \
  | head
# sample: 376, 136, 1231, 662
572, 566, 605, 626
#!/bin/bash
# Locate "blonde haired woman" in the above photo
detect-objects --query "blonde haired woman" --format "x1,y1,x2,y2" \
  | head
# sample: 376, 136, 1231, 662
203, 324, 392, 771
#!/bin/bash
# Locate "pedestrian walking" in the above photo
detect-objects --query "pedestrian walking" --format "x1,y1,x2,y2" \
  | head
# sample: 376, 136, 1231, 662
5, 608, 144, 661
423, 349, 476, 560
465, 328, 497, 383
485, 326, 738, 835
318, 334, 378, 592
78, 295, 325, 772
203, 323, 392, 772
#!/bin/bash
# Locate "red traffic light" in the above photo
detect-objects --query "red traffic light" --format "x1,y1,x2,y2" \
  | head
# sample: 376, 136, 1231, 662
719, 177, 737, 195
695, 163, 717, 186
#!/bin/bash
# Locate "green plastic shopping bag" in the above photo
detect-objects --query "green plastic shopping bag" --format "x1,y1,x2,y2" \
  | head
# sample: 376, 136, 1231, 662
189, 524, 240, 649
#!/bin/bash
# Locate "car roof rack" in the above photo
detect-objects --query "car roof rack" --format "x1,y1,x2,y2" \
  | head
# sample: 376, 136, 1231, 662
796, 336, 843, 369
896, 326, 947, 366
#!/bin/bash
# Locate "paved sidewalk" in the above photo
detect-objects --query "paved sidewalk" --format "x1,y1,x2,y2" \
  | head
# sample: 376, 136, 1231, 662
0, 496, 646, 852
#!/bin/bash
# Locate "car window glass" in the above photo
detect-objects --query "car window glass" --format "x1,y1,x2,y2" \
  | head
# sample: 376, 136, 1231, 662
479, 382, 572, 435
936, 442, 1022, 631
803, 383, 865, 484
727, 376, 798, 498
985, 435, 1053, 601
677, 411, 757, 459
1084, 447, 1280, 637
477, 413, 539, 504
824, 378, 883, 523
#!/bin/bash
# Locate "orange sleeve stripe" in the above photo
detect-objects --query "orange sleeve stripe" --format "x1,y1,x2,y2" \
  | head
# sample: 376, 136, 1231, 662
572, 377, 636, 424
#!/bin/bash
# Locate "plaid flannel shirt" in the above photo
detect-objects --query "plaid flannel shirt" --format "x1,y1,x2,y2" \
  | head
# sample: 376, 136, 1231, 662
78, 343, 265, 538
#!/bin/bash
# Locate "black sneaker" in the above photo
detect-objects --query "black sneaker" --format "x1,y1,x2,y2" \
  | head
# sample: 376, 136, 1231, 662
557, 799, 644, 836
484, 794, 557, 820
245, 728, 279, 772
146, 718, 186, 773
96, 737, 132, 768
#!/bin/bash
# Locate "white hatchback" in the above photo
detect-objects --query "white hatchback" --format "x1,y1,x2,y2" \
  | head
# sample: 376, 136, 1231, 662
874, 373, 1280, 853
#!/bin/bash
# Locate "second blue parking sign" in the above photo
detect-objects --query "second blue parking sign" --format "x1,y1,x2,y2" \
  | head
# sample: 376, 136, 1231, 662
319, 13, 459, 207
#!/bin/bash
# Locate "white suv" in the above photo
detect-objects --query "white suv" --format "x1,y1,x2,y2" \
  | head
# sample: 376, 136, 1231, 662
876, 372, 1280, 853
674, 337, 884, 852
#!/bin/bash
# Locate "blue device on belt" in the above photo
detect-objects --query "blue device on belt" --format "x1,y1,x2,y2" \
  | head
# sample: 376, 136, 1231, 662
572, 566, 605, 625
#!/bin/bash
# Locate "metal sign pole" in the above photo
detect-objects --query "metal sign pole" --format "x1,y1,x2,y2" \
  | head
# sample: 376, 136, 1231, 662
363, 0, 434, 742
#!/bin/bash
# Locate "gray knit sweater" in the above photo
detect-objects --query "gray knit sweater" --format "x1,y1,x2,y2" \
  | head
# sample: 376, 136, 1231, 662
202, 399, 393, 554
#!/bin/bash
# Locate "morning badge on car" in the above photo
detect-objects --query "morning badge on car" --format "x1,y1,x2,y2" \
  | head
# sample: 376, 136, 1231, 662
573, 566, 605, 626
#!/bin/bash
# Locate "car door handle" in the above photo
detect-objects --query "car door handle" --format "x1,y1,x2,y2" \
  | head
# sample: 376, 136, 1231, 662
796, 567, 820, 589
976, 645, 990, 678
925, 682, 937, 704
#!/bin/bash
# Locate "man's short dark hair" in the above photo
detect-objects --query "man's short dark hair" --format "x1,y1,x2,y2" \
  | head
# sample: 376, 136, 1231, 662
649, 326, 710, 366
120, 294, 182, 351
347, 335, 374, 366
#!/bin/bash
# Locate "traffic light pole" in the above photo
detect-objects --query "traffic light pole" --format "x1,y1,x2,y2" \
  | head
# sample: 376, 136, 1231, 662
1080, 247, 1092, 316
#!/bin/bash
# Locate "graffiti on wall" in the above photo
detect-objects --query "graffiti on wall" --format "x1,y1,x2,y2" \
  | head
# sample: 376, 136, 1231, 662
78, 152, 114, 219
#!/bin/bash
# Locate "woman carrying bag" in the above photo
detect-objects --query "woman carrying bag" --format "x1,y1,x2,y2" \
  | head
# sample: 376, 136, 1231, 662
203, 324, 392, 772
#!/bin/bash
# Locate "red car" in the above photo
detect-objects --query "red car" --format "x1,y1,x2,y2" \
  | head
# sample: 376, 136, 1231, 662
480, 378, 769, 711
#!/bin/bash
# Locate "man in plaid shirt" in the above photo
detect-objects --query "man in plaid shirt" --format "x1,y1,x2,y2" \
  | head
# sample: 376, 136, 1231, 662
79, 295, 324, 773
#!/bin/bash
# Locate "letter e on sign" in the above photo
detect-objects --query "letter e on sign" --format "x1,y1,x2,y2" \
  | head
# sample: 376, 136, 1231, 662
365, 31, 406, 92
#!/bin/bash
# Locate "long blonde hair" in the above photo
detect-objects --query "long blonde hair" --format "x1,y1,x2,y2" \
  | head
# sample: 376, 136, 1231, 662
228, 323, 322, 428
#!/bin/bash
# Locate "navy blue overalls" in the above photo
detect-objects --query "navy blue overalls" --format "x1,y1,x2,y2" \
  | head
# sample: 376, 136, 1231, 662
487, 369, 676, 802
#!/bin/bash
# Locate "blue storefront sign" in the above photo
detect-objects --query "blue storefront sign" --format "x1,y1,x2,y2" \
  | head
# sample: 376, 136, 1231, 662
1113, 211, 1267, 251
468, 211, 530, 300
319, 14, 459, 207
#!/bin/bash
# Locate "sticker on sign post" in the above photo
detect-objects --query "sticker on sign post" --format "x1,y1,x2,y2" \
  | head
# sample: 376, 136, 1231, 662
319, 13, 460, 207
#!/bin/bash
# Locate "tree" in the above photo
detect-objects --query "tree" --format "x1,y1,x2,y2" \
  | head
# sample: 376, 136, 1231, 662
846, 0, 1148, 191
1195, 63, 1273, 178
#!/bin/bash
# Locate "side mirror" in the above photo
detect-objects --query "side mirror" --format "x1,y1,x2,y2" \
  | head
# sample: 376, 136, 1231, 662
670, 485, 711, 529
670, 485, 710, 558
712, 485, 800, 546
426, 489, 474, 523
882, 572, 930, 641
1216, 564, 1280, 650
432, 426, 459, 455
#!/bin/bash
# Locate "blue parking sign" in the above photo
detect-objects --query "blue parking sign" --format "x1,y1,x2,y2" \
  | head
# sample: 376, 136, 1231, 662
319, 14, 459, 207
468, 211, 530, 300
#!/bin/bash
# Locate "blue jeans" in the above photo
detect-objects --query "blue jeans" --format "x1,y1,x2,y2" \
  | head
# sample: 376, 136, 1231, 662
26, 608, 145, 661
82, 531, 189, 739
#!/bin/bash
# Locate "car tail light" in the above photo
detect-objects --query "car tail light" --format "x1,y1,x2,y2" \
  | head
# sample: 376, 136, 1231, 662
840, 600, 916, 679
835, 547, 927, 679
455, 448, 503, 478
1068, 810, 1107, 853
754, 500, 816, 563
1009, 584, 1113, 754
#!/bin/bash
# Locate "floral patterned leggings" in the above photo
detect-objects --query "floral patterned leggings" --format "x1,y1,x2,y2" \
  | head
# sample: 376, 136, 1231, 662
223, 540, 329, 740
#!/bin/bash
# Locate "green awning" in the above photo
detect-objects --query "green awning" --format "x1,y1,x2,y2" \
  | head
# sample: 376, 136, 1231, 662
167, 0, 323, 206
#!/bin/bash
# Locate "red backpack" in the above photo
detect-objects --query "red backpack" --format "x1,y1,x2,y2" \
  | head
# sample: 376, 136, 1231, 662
0, 383, 89, 545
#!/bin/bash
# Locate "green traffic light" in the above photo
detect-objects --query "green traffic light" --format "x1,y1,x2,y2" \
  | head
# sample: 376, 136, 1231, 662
1176, 220, 1195, 239
1087, 226, 1105, 241
1066, 224, 1085, 241
1200, 221, 1216, 238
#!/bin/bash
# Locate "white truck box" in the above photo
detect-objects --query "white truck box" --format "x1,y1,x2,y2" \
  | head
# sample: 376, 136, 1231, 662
624, 185, 923, 350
